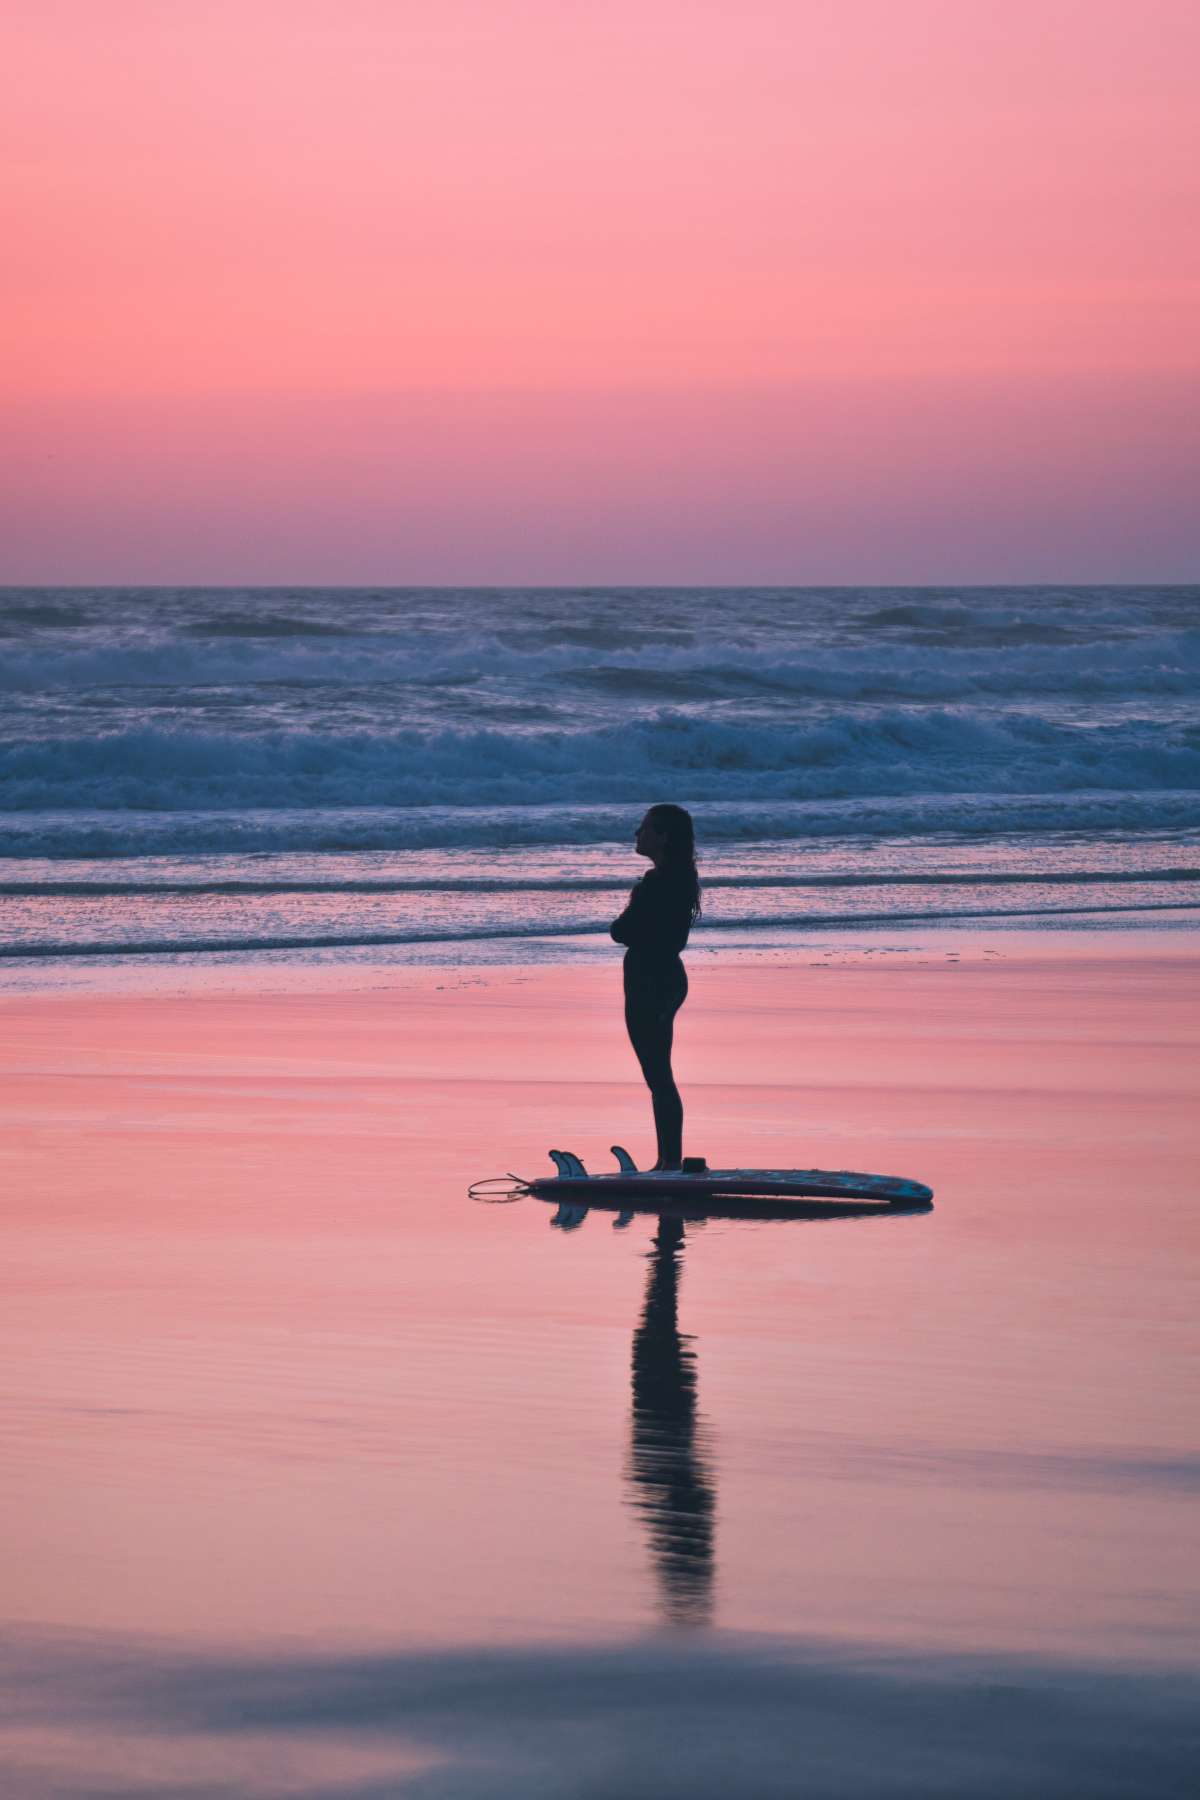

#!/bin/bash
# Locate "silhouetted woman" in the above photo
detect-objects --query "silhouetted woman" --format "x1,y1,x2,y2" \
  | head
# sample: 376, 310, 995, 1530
610, 803, 701, 1170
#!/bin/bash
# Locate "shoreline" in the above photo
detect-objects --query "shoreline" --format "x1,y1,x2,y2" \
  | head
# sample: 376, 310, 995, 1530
2, 916, 1198, 1003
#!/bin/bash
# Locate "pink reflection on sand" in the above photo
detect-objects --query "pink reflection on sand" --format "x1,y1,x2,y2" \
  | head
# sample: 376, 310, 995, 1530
1, 945, 1197, 1660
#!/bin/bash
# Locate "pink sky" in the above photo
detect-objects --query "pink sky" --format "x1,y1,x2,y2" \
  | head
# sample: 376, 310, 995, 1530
4, 0, 1198, 582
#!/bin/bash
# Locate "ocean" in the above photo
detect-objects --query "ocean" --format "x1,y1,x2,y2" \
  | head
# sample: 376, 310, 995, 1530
1, 585, 1198, 969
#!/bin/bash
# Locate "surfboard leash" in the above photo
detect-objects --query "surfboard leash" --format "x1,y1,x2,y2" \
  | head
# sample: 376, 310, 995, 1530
467, 1174, 531, 1202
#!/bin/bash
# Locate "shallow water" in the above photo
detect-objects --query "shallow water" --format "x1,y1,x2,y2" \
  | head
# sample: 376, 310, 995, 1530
2, 949, 1197, 1794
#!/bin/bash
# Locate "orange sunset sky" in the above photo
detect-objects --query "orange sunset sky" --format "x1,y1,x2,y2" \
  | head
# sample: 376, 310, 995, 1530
3, 0, 1198, 583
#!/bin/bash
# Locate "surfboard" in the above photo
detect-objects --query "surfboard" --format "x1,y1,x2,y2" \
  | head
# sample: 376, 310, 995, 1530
525, 1147, 933, 1209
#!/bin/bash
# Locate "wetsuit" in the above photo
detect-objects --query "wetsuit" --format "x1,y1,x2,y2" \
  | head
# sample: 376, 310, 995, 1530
610, 868, 693, 1166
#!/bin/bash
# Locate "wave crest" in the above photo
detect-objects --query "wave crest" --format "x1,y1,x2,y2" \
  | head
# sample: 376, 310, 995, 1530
1, 710, 1197, 816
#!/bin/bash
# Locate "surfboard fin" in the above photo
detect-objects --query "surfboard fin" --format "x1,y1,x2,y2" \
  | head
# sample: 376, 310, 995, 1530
548, 1149, 588, 1178
610, 1145, 637, 1173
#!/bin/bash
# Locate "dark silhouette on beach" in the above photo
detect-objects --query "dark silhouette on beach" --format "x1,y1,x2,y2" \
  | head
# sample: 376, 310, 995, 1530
628, 1215, 714, 1628
610, 804, 701, 1170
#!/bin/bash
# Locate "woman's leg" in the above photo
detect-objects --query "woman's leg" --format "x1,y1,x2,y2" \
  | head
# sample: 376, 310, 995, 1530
648, 1017, 684, 1169
625, 971, 687, 1168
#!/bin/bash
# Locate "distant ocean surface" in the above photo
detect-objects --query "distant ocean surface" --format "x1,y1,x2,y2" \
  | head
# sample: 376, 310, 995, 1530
2, 586, 1198, 970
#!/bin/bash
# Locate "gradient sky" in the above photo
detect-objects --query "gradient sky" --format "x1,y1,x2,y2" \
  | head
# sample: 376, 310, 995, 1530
4, 0, 1198, 583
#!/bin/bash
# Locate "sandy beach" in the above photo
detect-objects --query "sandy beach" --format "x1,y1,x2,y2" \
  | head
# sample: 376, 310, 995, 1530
3, 934, 1198, 1794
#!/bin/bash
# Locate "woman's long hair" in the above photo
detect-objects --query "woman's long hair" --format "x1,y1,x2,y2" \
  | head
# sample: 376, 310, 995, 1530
648, 803, 702, 922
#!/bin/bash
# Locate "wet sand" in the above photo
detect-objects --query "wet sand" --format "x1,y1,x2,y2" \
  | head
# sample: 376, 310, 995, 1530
2, 939, 1198, 1795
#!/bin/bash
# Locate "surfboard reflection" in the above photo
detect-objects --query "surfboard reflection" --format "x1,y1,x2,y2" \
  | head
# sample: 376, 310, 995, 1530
628, 1215, 715, 1629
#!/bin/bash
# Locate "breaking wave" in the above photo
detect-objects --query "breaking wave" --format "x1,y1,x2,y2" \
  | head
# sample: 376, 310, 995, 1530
1, 626, 1197, 704
3, 711, 1198, 818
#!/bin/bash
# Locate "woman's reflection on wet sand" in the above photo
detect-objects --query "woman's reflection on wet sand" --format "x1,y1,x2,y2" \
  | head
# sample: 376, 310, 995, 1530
628, 1215, 715, 1628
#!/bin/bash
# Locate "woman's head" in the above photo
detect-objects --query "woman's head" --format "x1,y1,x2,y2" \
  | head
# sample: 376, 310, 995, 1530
636, 803, 702, 919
